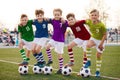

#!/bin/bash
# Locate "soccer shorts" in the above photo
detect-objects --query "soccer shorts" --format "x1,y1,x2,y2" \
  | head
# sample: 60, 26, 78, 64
22, 39, 33, 50
90, 37, 105, 53
33, 38, 49, 48
48, 39, 64, 54
73, 38, 88, 52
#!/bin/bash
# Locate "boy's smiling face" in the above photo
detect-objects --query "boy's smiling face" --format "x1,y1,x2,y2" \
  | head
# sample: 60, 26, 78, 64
67, 17, 76, 26
89, 12, 99, 22
53, 11, 61, 20
20, 17, 28, 26
36, 14, 44, 22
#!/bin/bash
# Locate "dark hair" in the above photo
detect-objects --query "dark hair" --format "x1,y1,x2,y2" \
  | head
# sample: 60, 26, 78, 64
66, 13, 75, 19
53, 8, 62, 15
20, 14, 27, 19
35, 9, 44, 15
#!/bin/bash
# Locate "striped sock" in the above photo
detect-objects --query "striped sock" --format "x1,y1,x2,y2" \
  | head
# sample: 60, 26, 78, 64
19, 49, 28, 61
83, 57, 87, 66
46, 49, 52, 61
59, 58, 63, 70
86, 48, 92, 61
33, 52, 45, 63
96, 56, 102, 72
68, 49, 74, 63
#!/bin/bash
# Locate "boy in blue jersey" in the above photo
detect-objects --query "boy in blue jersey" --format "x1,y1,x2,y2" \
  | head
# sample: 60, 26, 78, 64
32, 9, 50, 68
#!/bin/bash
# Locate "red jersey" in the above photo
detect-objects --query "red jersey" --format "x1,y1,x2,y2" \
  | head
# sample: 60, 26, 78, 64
69, 20, 90, 40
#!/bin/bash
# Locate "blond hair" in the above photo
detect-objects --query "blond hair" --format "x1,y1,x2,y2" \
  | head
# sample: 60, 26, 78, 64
53, 8, 62, 15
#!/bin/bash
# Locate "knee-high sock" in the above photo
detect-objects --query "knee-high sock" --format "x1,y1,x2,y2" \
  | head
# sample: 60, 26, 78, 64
19, 49, 28, 61
86, 48, 92, 61
59, 58, 63, 70
83, 57, 87, 66
46, 49, 52, 61
33, 52, 45, 63
68, 49, 74, 63
96, 56, 102, 72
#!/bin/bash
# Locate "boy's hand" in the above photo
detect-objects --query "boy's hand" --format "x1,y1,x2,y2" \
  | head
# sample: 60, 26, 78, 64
98, 44, 104, 51
44, 17, 50, 21
19, 23, 23, 26
61, 18, 66, 24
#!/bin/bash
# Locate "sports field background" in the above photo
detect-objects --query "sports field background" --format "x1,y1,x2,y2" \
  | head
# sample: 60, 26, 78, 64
0, 46, 120, 80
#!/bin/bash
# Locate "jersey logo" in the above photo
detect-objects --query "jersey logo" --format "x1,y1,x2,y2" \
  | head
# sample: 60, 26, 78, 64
26, 26, 30, 31
76, 26, 81, 32
43, 24, 46, 28
60, 23, 62, 28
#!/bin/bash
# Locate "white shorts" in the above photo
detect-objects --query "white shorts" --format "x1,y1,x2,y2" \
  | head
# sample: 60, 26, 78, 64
33, 38, 49, 48
90, 37, 105, 53
22, 39, 33, 50
48, 39, 64, 54
73, 38, 88, 52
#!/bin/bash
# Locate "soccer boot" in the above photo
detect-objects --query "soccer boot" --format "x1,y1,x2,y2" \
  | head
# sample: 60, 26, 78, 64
46, 60, 53, 66
19, 61, 28, 66
56, 69, 62, 74
84, 60, 91, 68
65, 62, 74, 67
95, 71, 100, 77
34, 61, 46, 68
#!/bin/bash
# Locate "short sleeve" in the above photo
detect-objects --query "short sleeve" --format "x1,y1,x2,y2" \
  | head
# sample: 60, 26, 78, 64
18, 25, 21, 33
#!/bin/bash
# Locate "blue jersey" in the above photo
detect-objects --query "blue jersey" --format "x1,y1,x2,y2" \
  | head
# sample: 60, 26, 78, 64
33, 19, 49, 38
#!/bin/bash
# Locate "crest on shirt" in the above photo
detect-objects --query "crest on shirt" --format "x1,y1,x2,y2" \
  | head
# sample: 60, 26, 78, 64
76, 26, 81, 32
42, 24, 46, 28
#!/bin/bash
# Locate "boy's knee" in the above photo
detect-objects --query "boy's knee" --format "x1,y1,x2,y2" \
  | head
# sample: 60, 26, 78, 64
97, 53, 102, 58
68, 45, 72, 49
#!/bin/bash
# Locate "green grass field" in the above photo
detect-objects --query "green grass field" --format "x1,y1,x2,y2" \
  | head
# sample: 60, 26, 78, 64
0, 46, 120, 80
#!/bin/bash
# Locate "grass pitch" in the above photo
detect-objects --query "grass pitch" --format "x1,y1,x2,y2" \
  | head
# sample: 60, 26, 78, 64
0, 46, 120, 80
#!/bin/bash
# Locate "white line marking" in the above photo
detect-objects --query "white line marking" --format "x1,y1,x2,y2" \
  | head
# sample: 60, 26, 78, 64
0, 59, 120, 80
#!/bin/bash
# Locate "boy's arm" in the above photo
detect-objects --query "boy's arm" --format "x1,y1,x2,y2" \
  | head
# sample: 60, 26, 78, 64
44, 17, 52, 23
98, 32, 107, 51
61, 17, 66, 24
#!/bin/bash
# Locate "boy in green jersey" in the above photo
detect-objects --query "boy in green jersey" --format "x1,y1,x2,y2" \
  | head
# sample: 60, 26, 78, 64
18, 14, 34, 65
84, 9, 107, 77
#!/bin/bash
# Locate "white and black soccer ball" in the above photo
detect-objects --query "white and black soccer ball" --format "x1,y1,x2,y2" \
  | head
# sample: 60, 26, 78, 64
33, 66, 43, 74
43, 66, 53, 75
62, 66, 72, 76
80, 67, 91, 77
18, 65, 28, 75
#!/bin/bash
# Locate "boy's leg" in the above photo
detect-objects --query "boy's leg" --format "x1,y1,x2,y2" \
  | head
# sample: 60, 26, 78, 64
84, 48, 92, 68
19, 49, 28, 61
46, 43, 53, 66
33, 45, 46, 68
84, 40, 95, 68
19, 49, 29, 66
33, 52, 45, 68
56, 54, 63, 74
95, 52, 102, 77
67, 41, 77, 66
83, 52, 87, 67
26, 50, 31, 61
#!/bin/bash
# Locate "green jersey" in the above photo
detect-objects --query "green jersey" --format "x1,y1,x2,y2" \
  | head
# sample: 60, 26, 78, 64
85, 19, 106, 40
18, 20, 34, 42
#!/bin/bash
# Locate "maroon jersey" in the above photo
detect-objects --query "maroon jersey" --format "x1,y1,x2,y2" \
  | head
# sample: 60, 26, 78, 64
69, 20, 90, 40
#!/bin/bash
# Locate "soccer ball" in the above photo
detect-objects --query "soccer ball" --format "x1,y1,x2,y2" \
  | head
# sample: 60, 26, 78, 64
18, 65, 28, 75
80, 67, 91, 77
33, 66, 43, 74
62, 66, 72, 76
43, 66, 53, 75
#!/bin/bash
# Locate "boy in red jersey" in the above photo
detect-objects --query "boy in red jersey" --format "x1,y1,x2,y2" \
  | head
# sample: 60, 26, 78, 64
65, 13, 90, 67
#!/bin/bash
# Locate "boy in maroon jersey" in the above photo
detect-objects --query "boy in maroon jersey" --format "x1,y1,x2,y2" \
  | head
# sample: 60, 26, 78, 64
65, 13, 91, 67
